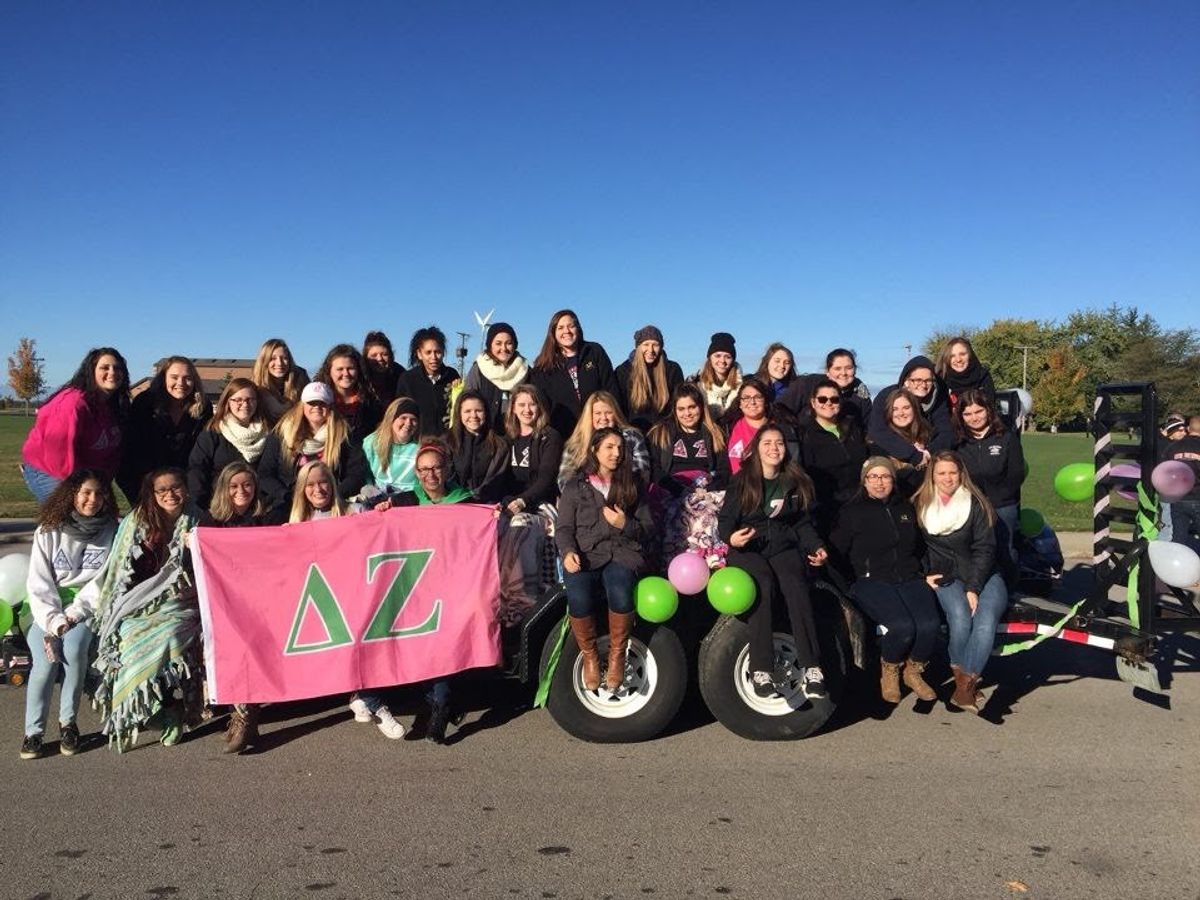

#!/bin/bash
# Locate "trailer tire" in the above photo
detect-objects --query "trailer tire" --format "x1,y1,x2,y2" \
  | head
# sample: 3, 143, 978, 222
540, 620, 687, 743
698, 613, 846, 741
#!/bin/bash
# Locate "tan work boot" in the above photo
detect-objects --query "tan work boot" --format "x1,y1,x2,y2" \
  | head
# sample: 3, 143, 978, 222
605, 612, 635, 692
880, 659, 903, 704
569, 616, 601, 691
225, 705, 260, 754
902, 658, 937, 701
950, 670, 979, 712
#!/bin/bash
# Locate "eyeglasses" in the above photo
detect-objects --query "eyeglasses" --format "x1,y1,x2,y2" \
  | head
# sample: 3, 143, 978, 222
905, 378, 934, 386
740, 395, 765, 405
154, 485, 186, 496
415, 466, 445, 476
814, 396, 841, 406
864, 473, 894, 482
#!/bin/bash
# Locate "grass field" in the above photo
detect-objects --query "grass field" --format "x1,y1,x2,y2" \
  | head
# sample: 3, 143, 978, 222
0, 412, 1099, 530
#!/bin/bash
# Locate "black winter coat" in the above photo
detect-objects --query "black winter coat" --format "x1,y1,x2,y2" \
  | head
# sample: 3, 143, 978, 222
920, 495, 997, 595
449, 431, 509, 503
830, 493, 925, 584
397, 365, 460, 436
366, 362, 407, 409
778, 374, 872, 428
500, 428, 564, 509
530, 342, 619, 439
868, 356, 954, 464
256, 434, 369, 512
799, 419, 869, 528
555, 474, 654, 574
956, 430, 1024, 510
118, 392, 212, 502
614, 356, 685, 431
186, 429, 266, 511
335, 395, 384, 446
717, 475, 824, 560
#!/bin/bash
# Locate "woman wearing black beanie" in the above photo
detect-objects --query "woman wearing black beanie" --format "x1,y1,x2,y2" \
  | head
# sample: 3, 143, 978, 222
690, 332, 742, 421
464, 321, 530, 434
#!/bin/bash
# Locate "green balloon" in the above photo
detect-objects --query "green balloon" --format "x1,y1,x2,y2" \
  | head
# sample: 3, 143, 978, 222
0, 601, 12, 635
1053, 462, 1094, 503
707, 566, 757, 615
1018, 507, 1045, 538
635, 576, 679, 624
16, 602, 32, 634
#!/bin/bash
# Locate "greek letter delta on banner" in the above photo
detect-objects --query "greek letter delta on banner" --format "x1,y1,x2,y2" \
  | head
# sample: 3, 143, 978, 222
192, 505, 502, 704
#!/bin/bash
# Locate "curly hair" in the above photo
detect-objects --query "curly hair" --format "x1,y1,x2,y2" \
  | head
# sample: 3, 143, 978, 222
37, 469, 118, 531
408, 326, 448, 369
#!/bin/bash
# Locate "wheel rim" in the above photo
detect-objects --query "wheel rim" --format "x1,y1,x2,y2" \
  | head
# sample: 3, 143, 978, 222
733, 634, 810, 716
571, 635, 657, 718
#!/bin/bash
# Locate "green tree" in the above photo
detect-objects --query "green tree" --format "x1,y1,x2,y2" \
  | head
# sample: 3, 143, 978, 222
7, 337, 45, 415
1032, 345, 1087, 428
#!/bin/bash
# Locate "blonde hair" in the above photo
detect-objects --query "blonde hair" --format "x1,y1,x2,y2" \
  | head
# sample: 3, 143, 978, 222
208, 461, 267, 522
371, 396, 419, 464
562, 391, 634, 475
253, 339, 306, 406
289, 460, 347, 523
628, 347, 670, 421
505, 384, 550, 439
273, 402, 348, 474
698, 357, 742, 392
911, 450, 996, 527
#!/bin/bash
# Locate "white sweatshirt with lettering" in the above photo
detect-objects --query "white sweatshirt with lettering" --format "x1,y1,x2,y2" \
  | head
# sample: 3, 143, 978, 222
26, 522, 117, 635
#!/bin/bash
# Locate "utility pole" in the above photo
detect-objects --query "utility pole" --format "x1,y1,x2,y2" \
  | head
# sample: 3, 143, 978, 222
1014, 345, 1034, 389
455, 332, 471, 377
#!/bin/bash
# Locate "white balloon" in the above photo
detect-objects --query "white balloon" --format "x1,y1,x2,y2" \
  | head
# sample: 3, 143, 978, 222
1014, 388, 1034, 416
0, 553, 31, 605
1147, 541, 1200, 590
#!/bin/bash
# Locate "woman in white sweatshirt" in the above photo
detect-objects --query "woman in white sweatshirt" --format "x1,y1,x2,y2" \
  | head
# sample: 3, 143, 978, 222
21, 470, 119, 759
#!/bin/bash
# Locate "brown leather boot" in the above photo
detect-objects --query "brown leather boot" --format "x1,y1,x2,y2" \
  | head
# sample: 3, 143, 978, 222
902, 658, 937, 701
569, 616, 601, 691
225, 705, 260, 754
880, 659, 902, 704
605, 611, 635, 692
950, 670, 979, 712
970, 675, 988, 711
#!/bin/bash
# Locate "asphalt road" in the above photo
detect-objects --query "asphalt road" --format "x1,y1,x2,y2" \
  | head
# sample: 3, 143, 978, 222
2, 538, 1197, 900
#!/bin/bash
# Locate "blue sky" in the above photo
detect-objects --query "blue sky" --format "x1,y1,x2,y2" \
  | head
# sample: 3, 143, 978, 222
2, 2, 1197, 392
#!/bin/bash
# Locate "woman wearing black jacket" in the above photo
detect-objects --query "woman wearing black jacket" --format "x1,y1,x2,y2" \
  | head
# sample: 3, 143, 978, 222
118, 356, 212, 503
614, 324, 684, 432
868, 355, 954, 465
463, 322, 529, 434
557, 428, 655, 693
953, 389, 1024, 584
314, 344, 383, 445
187, 378, 270, 511
397, 326, 460, 436
935, 336, 996, 409
717, 426, 830, 700
362, 331, 407, 409
446, 390, 508, 503
914, 451, 1008, 713
529, 309, 619, 439
799, 378, 869, 537
830, 456, 940, 704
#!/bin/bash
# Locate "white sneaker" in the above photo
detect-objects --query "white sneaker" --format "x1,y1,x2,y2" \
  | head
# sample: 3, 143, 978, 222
348, 697, 372, 723
373, 707, 406, 740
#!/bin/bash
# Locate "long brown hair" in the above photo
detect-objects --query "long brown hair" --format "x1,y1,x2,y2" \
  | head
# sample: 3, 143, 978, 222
505, 383, 551, 439
952, 388, 1007, 442
627, 340, 671, 420
912, 450, 996, 526
735, 425, 814, 516
884, 388, 932, 446
648, 382, 726, 452
753, 342, 796, 386
136, 467, 189, 545
148, 356, 208, 418
37, 469, 118, 531
447, 390, 506, 459
207, 378, 268, 431
934, 335, 981, 380
532, 309, 583, 372
583, 427, 638, 512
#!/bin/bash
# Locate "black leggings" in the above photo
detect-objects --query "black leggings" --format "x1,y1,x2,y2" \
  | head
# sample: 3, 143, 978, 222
851, 577, 940, 664
728, 548, 820, 673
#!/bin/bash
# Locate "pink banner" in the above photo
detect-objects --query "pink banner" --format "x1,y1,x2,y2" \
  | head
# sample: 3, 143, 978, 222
193, 505, 501, 704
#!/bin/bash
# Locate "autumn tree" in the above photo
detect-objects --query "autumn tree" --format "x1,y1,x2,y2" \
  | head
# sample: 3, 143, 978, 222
1033, 344, 1088, 428
7, 337, 45, 415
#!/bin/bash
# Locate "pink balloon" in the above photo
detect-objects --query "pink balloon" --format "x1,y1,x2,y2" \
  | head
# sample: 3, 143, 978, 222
667, 552, 711, 595
1152, 461, 1196, 501
1111, 463, 1140, 502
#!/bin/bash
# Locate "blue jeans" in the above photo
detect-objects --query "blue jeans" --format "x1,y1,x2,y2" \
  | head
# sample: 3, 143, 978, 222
21, 464, 61, 504
564, 562, 636, 618
936, 573, 1009, 675
851, 578, 941, 664
24, 622, 95, 737
994, 504, 1019, 584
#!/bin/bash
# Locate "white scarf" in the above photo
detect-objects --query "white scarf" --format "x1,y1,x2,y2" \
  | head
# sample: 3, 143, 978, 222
301, 424, 328, 458
220, 416, 268, 463
475, 352, 529, 391
920, 485, 972, 535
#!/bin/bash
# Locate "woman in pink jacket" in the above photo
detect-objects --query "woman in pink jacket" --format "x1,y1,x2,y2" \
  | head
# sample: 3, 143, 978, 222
21, 348, 129, 503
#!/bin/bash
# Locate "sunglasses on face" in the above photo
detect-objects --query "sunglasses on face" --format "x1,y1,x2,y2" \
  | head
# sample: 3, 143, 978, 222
814, 396, 841, 406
